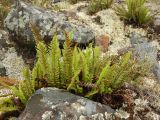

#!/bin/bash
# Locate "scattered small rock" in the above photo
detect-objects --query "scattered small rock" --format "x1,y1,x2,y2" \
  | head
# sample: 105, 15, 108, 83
95, 34, 110, 52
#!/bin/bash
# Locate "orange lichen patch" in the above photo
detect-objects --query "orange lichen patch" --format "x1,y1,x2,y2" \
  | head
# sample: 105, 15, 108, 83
95, 34, 110, 53
0, 77, 18, 86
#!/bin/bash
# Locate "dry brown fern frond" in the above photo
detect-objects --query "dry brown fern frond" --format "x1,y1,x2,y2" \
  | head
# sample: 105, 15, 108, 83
64, 31, 72, 47
30, 22, 43, 44
0, 77, 18, 86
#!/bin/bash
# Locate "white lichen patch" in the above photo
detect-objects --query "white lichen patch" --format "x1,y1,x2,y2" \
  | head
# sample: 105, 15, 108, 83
79, 115, 88, 120
134, 98, 148, 107
105, 112, 114, 120
134, 98, 149, 112
145, 111, 160, 120
40, 98, 53, 106
142, 77, 156, 88
125, 25, 147, 37
77, 99, 86, 106
71, 102, 86, 114
51, 102, 69, 109
42, 111, 53, 120
115, 109, 130, 119
0, 88, 12, 97
59, 111, 66, 120
91, 113, 104, 120
41, 87, 59, 92
2, 47, 25, 80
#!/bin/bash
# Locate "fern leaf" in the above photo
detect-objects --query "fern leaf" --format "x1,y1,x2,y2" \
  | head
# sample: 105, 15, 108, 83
23, 68, 35, 96
9, 85, 27, 104
48, 35, 61, 87
85, 89, 98, 98
36, 42, 48, 77
80, 51, 90, 82
67, 69, 81, 91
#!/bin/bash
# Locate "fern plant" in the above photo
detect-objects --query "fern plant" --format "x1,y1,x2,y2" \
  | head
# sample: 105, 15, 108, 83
0, 68, 35, 113
0, 32, 150, 115
115, 0, 153, 25
30, 33, 150, 98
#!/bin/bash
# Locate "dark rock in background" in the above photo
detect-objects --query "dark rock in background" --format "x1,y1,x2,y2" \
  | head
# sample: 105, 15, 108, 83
4, 1, 95, 47
18, 87, 114, 120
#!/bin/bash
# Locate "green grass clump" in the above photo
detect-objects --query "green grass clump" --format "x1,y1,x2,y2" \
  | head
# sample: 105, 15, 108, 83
115, 0, 153, 25
88, 0, 114, 14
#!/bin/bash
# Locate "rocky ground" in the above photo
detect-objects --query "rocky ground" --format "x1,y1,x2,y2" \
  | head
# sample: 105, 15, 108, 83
0, 0, 160, 119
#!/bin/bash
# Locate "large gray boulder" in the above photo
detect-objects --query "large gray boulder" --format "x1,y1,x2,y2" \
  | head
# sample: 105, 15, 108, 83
18, 87, 115, 120
4, 1, 95, 47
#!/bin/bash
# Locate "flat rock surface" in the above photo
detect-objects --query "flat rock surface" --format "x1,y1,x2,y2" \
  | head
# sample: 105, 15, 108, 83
18, 87, 115, 120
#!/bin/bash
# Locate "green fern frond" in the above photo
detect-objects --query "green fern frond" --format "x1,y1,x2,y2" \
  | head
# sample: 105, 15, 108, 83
96, 61, 111, 93
23, 68, 35, 96
48, 35, 61, 87
36, 41, 48, 77
67, 69, 81, 91
9, 85, 27, 105
0, 97, 17, 112
80, 51, 90, 82
85, 89, 98, 98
